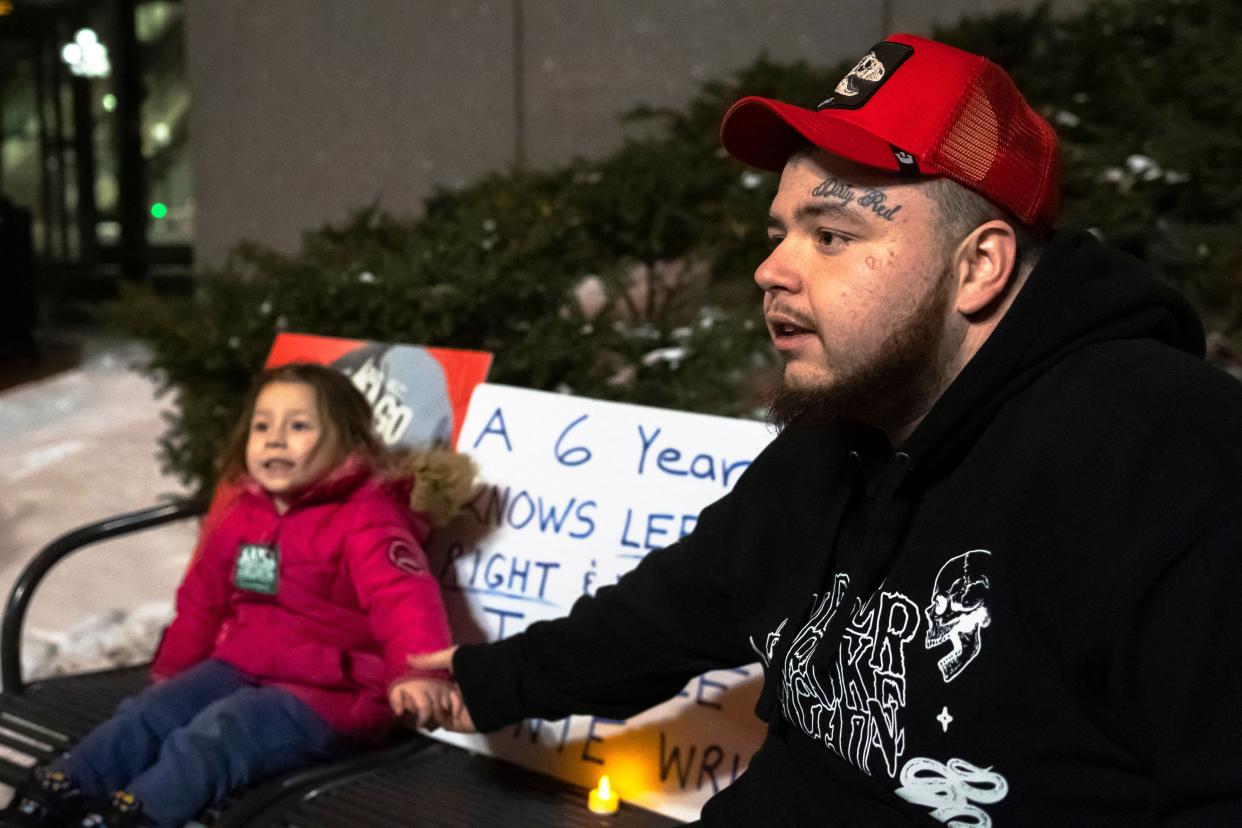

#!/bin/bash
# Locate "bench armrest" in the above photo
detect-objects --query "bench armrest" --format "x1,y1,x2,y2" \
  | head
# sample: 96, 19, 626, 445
1, 498, 208, 693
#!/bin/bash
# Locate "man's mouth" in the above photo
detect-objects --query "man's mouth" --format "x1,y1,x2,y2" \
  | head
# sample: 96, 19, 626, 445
767, 314, 816, 347
772, 321, 811, 337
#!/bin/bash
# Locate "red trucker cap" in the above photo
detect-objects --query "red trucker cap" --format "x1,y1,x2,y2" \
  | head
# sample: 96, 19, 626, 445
720, 33, 1061, 232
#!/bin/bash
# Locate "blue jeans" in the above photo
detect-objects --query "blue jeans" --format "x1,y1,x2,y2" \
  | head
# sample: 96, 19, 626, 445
52, 660, 345, 828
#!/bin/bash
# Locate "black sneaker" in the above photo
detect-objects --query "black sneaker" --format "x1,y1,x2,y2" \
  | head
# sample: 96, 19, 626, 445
77, 790, 154, 828
1, 767, 86, 826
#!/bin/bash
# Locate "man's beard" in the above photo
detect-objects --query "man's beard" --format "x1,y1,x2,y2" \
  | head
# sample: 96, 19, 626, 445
767, 266, 956, 433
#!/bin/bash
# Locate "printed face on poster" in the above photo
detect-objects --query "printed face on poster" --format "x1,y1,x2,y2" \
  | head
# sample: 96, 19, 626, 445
427, 383, 775, 822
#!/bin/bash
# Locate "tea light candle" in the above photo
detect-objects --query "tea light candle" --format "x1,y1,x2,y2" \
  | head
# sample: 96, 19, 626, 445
588, 774, 619, 815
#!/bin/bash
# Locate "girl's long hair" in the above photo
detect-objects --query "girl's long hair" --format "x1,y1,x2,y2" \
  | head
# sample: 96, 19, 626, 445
216, 363, 383, 484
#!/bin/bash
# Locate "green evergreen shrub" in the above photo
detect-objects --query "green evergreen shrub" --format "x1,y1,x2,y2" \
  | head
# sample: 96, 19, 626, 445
106, 0, 1242, 495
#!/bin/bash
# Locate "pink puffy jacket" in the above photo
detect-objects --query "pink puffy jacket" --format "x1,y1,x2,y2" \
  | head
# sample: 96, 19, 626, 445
151, 455, 452, 742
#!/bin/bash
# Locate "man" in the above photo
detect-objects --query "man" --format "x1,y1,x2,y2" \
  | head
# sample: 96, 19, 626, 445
407, 33, 1242, 825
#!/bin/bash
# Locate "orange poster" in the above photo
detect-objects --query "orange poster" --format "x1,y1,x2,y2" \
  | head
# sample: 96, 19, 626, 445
264, 332, 493, 450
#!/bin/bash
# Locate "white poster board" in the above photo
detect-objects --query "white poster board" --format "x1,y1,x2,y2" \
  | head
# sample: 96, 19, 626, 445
427, 384, 776, 822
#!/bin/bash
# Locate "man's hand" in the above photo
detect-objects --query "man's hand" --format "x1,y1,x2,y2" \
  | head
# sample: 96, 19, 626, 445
405, 647, 477, 732
406, 645, 457, 675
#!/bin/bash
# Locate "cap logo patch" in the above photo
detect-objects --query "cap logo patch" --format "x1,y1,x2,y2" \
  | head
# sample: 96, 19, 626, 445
834, 52, 886, 97
817, 41, 914, 111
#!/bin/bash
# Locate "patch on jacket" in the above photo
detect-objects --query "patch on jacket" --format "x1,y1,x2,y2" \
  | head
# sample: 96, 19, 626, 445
387, 540, 426, 575
234, 544, 279, 594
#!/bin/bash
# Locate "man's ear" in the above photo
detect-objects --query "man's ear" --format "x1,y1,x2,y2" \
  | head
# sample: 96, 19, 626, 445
953, 220, 1018, 317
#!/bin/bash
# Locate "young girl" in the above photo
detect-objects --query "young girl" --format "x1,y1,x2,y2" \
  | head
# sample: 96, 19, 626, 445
5, 363, 457, 827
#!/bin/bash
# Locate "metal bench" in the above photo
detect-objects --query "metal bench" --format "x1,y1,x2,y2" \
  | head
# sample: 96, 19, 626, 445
0, 502, 678, 826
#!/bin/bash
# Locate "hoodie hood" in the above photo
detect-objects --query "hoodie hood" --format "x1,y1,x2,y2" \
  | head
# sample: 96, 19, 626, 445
902, 228, 1204, 475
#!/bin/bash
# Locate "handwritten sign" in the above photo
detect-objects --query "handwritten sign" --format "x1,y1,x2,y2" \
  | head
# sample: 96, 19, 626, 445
427, 384, 775, 822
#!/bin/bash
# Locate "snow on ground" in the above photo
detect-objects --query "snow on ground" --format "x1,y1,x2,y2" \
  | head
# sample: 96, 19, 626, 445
0, 343, 197, 684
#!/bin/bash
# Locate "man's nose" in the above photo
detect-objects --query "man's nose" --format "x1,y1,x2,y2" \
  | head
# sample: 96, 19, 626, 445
754, 244, 798, 294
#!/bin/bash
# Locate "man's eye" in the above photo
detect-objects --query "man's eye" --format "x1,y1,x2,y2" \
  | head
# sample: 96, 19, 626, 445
767, 234, 784, 250
817, 229, 840, 247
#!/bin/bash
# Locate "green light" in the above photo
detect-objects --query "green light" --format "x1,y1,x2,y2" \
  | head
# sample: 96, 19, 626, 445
150, 202, 168, 219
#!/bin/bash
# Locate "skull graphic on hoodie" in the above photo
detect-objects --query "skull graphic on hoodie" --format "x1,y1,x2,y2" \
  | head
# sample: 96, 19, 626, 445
924, 550, 992, 682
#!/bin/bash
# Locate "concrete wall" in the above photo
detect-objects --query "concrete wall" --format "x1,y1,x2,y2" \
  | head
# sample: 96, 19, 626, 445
185, 0, 1083, 265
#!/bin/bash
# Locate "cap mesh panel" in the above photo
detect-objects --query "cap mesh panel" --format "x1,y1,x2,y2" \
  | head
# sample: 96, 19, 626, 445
930, 67, 1058, 229
938, 87, 999, 184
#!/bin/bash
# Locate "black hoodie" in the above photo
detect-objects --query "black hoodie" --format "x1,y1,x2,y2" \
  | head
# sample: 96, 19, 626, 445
455, 230, 1242, 826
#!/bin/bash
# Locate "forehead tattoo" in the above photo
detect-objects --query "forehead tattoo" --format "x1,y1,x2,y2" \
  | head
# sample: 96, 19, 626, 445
809, 176, 903, 222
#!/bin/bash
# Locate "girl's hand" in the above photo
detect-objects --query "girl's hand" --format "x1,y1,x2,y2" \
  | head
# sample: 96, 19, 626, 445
405, 648, 477, 732
388, 676, 455, 730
